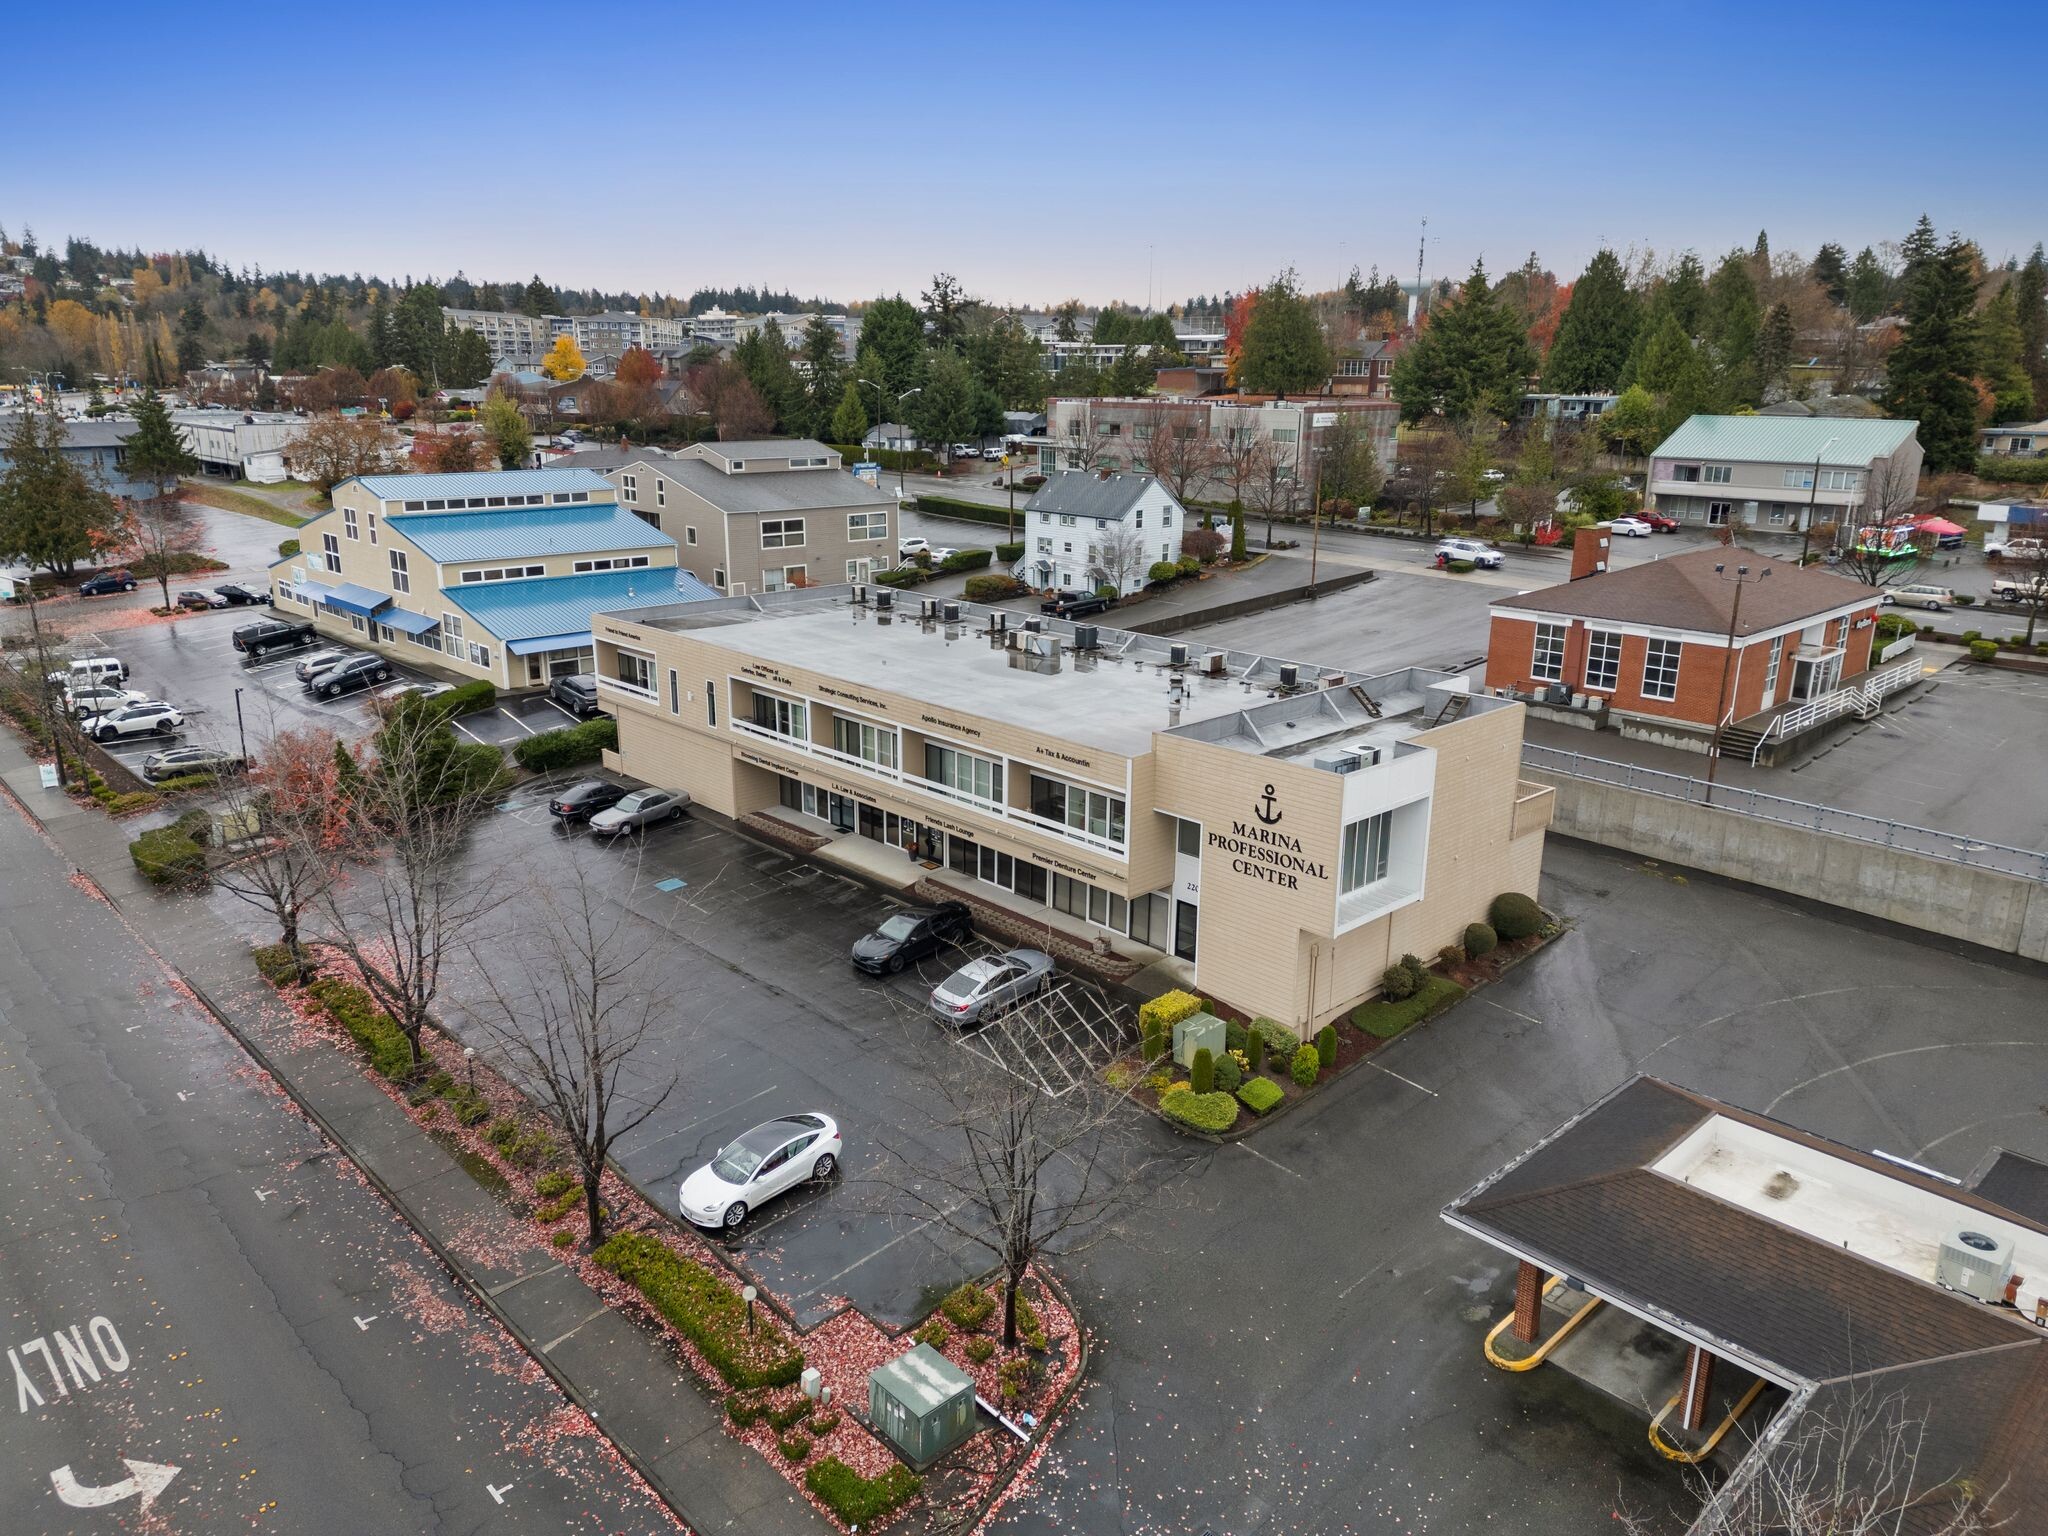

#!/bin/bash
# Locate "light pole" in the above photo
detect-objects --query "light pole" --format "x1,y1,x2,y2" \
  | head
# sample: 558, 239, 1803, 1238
1796, 435, 1838, 564
891, 387, 921, 499
232, 686, 248, 762
857, 380, 922, 497
1704, 562, 1771, 801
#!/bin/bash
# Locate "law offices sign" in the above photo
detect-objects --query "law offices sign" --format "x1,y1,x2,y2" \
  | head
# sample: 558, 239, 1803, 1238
1205, 782, 1329, 891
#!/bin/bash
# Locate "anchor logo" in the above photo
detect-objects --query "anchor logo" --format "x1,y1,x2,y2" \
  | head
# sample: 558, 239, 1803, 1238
1253, 784, 1283, 826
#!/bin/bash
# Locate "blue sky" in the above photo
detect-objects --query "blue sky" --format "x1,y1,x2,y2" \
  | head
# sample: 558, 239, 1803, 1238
8, 2, 2040, 307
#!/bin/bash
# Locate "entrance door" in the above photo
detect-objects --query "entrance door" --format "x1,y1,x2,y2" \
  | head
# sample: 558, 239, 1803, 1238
1706, 501, 1731, 526
1789, 653, 1843, 701
1173, 900, 1198, 963
857, 803, 884, 842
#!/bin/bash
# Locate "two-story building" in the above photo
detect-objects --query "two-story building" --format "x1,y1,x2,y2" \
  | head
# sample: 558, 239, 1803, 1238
1021, 471, 1187, 595
266, 467, 715, 690
1645, 415, 1924, 534
604, 440, 895, 597
1041, 395, 1400, 494
1982, 418, 2048, 460
0, 416, 151, 501
589, 586, 1551, 1029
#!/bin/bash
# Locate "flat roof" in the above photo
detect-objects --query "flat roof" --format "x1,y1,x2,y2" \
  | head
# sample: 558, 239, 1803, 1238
600, 587, 1485, 762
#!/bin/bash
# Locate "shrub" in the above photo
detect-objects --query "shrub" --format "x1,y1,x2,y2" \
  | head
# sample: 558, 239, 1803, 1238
1224, 1017, 1248, 1054
104, 790, 158, 815
252, 943, 307, 987
1140, 989, 1201, 1044
873, 564, 925, 588
998, 1354, 1037, 1402
506, 1127, 554, 1169
551, 1228, 574, 1248
1446, 559, 1476, 574
449, 1088, 490, 1127
778, 1432, 811, 1463
964, 572, 1026, 602
488, 1117, 522, 1152
1954, 593, 1976, 606
512, 716, 617, 771
1489, 892, 1544, 941
807, 1410, 841, 1435
1463, 921, 1498, 957
129, 825, 206, 887
534, 1189, 580, 1224
1256, 1019, 1300, 1060
938, 547, 993, 573
1398, 953, 1425, 983
278, 538, 301, 558
914, 1317, 949, 1349
1148, 560, 1182, 583
1874, 612, 1917, 638
1968, 638, 1998, 661
994, 540, 1025, 561
964, 1336, 995, 1363
1315, 1024, 1338, 1070
804, 1458, 921, 1528
1014, 1289, 1047, 1350
1438, 943, 1465, 969
1237, 1078, 1284, 1115
1211, 1050, 1242, 1093
1380, 964, 1419, 1001
765, 1395, 811, 1431
305, 976, 413, 1078
1290, 1043, 1321, 1088
1352, 975, 1468, 1040
150, 772, 220, 795
1175, 554, 1201, 577
591, 1231, 804, 1389
1962, 629, 1982, 644
1160, 1079, 1190, 1096
1189, 1046, 1214, 1094
1246, 1029, 1266, 1074
535, 1170, 576, 1200
939, 1282, 996, 1333
1160, 1089, 1239, 1133
1181, 527, 1225, 564
725, 1390, 766, 1427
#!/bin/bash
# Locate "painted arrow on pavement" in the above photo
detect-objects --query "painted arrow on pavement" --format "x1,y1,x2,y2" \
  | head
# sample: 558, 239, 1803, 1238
49, 1459, 181, 1512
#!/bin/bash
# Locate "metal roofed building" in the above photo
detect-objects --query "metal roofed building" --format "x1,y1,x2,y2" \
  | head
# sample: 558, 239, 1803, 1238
1646, 413, 1924, 534
0, 414, 150, 500
268, 466, 699, 689
589, 585, 1552, 1027
1443, 1076, 2048, 1534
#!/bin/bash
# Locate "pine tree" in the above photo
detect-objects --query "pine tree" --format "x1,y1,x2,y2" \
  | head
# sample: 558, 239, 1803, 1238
1976, 284, 2037, 424
1236, 269, 1331, 395
1705, 253, 1762, 405
1388, 261, 1536, 424
1846, 247, 1892, 322
1757, 303, 1798, 399
126, 388, 198, 500
829, 379, 869, 446
2014, 245, 2048, 405
1884, 233, 1982, 473
1542, 249, 1639, 394
1665, 253, 1708, 335
520, 276, 554, 318
1810, 243, 1849, 305
853, 296, 927, 402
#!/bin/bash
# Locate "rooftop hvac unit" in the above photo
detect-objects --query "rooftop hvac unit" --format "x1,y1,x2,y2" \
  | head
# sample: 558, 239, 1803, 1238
1024, 616, 1042, 633
1169, 642, 1190, 668
1936, 1227, 2014, 1302
1314, 745, 1382, 775
989, 611, 1008, 633
1279, 663, 1299, 689
851, 584, 868, 605
1072, 624, 1098, 651
875, 591, 893, 612
941, 601, 961, 624
1543, 684, 1573, 705
1204, 652, 1225, 677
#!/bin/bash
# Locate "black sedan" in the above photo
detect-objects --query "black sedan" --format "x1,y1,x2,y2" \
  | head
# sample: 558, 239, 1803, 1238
213, 584, 269, 606
851, 901, 971, 975
304, 654, 392, 697
548, 779, 629, 823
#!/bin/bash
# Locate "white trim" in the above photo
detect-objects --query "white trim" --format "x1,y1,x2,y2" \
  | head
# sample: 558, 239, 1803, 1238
1491, 599, 1873, 650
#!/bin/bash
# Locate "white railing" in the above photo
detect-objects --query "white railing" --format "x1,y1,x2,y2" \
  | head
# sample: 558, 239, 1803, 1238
596, 674, 657, 702
1745, 656, 1924, 764
727, 719, 1130, 860
1872, 632, 1916, 664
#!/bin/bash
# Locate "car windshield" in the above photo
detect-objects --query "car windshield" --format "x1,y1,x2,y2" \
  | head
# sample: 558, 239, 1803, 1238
711, 1123, 792, 1183
876, 915, 918, 941
616, 791, 654, 811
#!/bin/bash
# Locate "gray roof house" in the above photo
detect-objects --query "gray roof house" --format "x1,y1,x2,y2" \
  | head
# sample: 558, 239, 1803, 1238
0, 414, 151, 500
1020, 470, 1190, 596
1646, 414, 1924, 535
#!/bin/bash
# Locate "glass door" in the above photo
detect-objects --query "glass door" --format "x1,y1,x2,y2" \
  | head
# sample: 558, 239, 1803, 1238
1173, 901, 1198, 962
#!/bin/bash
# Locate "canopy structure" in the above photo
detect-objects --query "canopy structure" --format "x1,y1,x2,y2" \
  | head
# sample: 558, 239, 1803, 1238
379, 607, 441, 636
1914, 516, 1966, 536
322, 582, 392, 618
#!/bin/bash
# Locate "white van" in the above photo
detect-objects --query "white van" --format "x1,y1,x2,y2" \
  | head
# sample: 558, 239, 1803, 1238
46, 656, 130, 688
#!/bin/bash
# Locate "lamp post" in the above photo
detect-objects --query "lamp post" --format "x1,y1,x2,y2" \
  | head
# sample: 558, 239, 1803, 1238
232, 685, 248, 761
1796, 435, 1838, 564
1704, 561, 1771, 802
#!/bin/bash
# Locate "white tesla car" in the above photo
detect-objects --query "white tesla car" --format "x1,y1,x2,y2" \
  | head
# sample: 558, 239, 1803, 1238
678, 1113, 842, 1231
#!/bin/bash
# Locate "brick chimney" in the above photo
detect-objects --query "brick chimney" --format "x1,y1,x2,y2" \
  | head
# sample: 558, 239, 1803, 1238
1570, 524, 1612, 581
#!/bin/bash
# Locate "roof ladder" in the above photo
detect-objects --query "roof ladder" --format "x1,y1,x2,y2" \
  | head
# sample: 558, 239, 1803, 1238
1348, 685, 1383, 719
1432, 693, 1471, 725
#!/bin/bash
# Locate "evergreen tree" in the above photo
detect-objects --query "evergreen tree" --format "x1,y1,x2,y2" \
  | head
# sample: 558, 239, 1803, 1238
1884, 233, 1982, 473
1753, 230, 1770, 262
1976, 284, 2037, 423
1705, 252, 1762, 405
829, 379, 868, 446
1665, 253, 1707, 335
734, 320, 804, 433
520, 276, 554, 318
1236, 269, 1331, 395
1388, 260, 1536, 424
2014, 245, 2048, 404
799, 315, 845, 430
438, 327, 494, 389
0, 409, 126, 577
125, 388, 198, 501
1757, 302, 1798, 399
1634, 311, 1713, 436
1810, 243, 1849, 305
1541, 249, 1638, 394
911, 350, 977, 451
1899, 215, 1940, 290
1846, 246, 1892, 322
390, 285, 447, 385
853, 295, 926, 402
1599, 384, 1663, 457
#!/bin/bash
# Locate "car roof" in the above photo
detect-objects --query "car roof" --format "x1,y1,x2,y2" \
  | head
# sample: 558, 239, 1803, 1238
733, 1119, 813, 1153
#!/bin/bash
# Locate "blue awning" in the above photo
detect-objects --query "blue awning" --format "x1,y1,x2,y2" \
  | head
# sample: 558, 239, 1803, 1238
322, 582, 391, 618
505, 630, 593, 657
293, 579, 338, 605
380, 607, 441, 637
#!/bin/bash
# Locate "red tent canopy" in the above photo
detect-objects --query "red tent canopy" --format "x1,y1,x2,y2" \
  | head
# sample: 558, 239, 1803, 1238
1916, 516, 1967, 535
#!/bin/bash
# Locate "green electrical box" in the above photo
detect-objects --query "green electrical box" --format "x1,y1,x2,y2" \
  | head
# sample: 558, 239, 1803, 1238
1173, 1011, 1225, 1069
867, 1343, 976, 1470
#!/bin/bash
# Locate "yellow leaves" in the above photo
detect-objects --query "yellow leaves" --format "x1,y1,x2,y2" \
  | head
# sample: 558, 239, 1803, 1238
541, 335, 586, 381
47, 299, 96, 355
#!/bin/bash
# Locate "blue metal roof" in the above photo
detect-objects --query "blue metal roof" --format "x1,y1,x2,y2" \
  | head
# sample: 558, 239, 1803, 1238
381, 607, 442, 636
385, 502, 673, 563
344, 467, 617, 502
444, 568, 717, 646
323, 582, 391, 618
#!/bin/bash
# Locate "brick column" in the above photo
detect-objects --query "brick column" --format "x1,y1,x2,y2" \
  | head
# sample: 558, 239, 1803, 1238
1512, 1260, 1544, 1344
1679, 1343, 1716, 1432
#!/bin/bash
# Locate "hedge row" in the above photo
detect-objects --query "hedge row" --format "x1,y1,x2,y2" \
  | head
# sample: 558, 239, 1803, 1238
995, 540, 1025, 561
428, 679, 498, 719
590, 1230, 804, 1389
964, 573, 1027, 602
512, 716, 617, 771
130, 824, 206, 886
804, 1457, 921, 1527
1979, 455, 2048, 485
912, 494, 1025, 529
1352, 974, 1467, 1040
937, 547, 992, 573
1160, 1088, 1240, 1133
305, 975, 413, 1079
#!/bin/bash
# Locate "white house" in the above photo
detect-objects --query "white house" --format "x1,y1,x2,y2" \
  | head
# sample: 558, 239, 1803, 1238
1021, 470, 1186, 595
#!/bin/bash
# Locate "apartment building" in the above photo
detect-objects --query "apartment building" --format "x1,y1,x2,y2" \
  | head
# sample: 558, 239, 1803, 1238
173, 409, 310, 479
1983, 418, 2048, 459
590, 587, 1550, 1029
1021, 471, 1188, 595
1042, 395, 1400, 494
604, 440, 896, 596
441, 308, 554, 370
569, 312, 692, 356
1645, 415, 1924, 533
267, 467, 713, 690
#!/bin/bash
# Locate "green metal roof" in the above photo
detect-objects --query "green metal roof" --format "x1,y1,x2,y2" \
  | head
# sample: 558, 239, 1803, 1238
1652, 414, 1918, 466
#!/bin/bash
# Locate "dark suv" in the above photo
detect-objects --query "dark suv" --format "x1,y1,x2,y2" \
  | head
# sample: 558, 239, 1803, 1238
233, 617, 318, 658
79, 570, 138, 597
1040, 590, 1113, 618
304, 654, 393, 697
548, 674, 601, 717
548, 779, 629, 823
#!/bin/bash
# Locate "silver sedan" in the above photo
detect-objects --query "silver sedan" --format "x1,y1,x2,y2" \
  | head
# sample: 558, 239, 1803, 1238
929, 948, 1055, 1025
588, 787, 690, 837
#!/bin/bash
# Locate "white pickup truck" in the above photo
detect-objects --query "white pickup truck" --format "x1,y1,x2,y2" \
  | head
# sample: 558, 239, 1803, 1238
1990, 570, 2048, 605
1986, 536, 2044, 560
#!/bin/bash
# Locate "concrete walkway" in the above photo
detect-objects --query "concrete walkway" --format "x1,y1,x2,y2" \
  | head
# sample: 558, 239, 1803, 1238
0, 732, 834, 1536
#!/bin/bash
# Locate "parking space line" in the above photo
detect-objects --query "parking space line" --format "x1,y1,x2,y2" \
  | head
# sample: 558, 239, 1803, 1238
627, 1084, 781, 1156
452, 718, 490, 745
1233, 1141, 1304, 1179
1364, 1059, 1440, 1097
801, 1200, 969, 1296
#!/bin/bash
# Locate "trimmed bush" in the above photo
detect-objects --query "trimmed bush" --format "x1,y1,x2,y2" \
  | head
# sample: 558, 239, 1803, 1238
1148, 560, 1182, 583
964, 572, 1027, 602
909, 493, 1010, 526
1139, 989, 1202, 1043
1246, 1029, 1266, 1074
535, 1170, 575, 1199
913, 1317, 949, 1349
778, 1432, 811, 1463
725, 1390, 766, 1427
305, 976, 414, 1079
1237, 1078, 1284, 1115
1398, 953, 1425, 982
1256, 1019, 1300, 1060
1352, 975, 1468, 1040
1970, 638, 1999, 662
1438, 943, 1465, 969
129, 825, 206, 887
1189, 1046, 1214, 1094
1223, 1017, 1248, 1054
1175, 553, 1201, 576
591, 1231, 804, 1389
964, 1335, 995, 1363
512, 716, 617, 771
150, 772, 222, 795
1290, 1043, 1320, 1088
1463, 921, 1498, 957
807, 1410, 841, 1435
1489, 892, 1544, 941
804, 1458, 921, 1528
551, 1228, 574, 1248
1315, 1024, 1338, 1069
938, 547, 993, 573
252, 942, 306, 987
994, 540, 1026, 561
765, 1395, 811, 1431
1211, 1050, 1242, 1093
873, 564, 926, 588
1380, 964, 1419, 1001
1160, 1089, 1240, 1133
433, 679, 498, 719
939, 1282, 996, 1333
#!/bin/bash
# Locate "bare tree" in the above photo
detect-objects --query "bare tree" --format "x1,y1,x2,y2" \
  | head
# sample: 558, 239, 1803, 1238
0, 579, 89, 788
285, 414, 401, 500
1086, 519, 1150, 593
1990, 548, 2048, 644
465, 865, 680, 1244
1239, 437, 1297, 546
1133, 406, 1216, 506
1210, 416, 1267, 513
128, 492, 195, 611
1050, 410, 1111, 475
1395, 427, 1460, 536
207, 722, 356, 975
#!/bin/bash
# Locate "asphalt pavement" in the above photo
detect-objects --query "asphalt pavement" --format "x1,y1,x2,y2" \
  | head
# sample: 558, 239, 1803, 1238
0, 786, 684, 1535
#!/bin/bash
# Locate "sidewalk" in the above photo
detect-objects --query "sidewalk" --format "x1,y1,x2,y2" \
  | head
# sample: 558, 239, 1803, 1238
0, 732, 833, 1536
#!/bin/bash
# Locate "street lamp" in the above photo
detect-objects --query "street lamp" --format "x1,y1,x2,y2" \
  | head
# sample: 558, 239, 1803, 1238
858, 379, 923, 497
1796, 435, 1838, 564
1704, 561, 1771, 802
232, 686, 248, 761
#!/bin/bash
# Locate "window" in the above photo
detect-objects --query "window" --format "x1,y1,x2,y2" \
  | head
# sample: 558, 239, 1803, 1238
442, 611, 464, 659
614, 650, 653, 691
1036, 537, 1054, 554
1763, 636, 1782, 699
1822, 468, 1861, 491
368, 513, 378, 545
1059, 515, 1076, 528
1269, 428, 1297, 444
713, 567, 725, 589
1782, 467, 1815, 490
1176, 817, 1199, 857
656, 480, 665, 507
343, 506, 359, 540
926, 743, 1002, 803
761, 518, 805, 549
1642, 638, 1681, 700
833, 715, 898, 770
1531, 622, 1566, 682
763, 564, 807, 593
388, 549, 410, 594
572, 556, 651, 573
1670, 464, 1701, 483
460, 564, 547, 582
751, 691, 807, 740
1584, 629, 1622, 691
1339, 811, 1390, 894
348, 613, 366, 633
467, 642, 492, 670
621, 473, 637, 500
706, 681, 717, 727
1029, 774, 1125, 844
685, 527, 698, 546
1702, 464, 1732, 484
1707, 502, 1731, 526
404, 500, 426, 511
322, 532, 340, 570
848, 511, 888, 542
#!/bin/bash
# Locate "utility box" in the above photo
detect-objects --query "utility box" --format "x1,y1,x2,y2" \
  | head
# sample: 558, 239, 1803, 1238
868, 1344, 976, 1470
1172, 1011, 1226, 1070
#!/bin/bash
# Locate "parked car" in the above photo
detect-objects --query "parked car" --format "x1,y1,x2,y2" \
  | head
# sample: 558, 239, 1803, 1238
304, 655, 393, 697
981, 445, 1006, 460
677, 1113, 841, 1231
1041, 589, 1113, 617
1989, 573, 2046, 605
850, 901, 971, 975
548, 779, 629, 823
141, 744, 244, 782
175, 589, 226, 611
67, 684, 147, 719
950, 442, 977, 459
234, 617, 318, 658
1987, 536, 2045, 561
899, 536, 931, 560
49, 655, 129, 689
82, 701, 183, 742
369, 680, 452, 713
1608, 517, 1653, 537
212, 584, 269, 606
929, 948, 1056, 1025
1643, 512, 1681, 533
1881, 583, 1955, 611
78, 570, 138, 596
1433, 537, 1504, 570
548, 674, 602, 718
294, 647, 360, 682
588, 787, 689, 836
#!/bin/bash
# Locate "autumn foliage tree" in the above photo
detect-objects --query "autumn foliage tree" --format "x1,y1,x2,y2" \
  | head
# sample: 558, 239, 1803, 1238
286, 414, 401, 498
615, 344, 662, 387
208, 725, 358, 976
541, 334, 587, 381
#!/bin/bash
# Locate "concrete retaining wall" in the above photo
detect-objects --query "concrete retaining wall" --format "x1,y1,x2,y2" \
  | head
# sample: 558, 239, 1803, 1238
1124, 568, 1377, 636
1528, 771, 2048, 963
